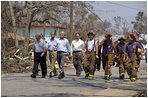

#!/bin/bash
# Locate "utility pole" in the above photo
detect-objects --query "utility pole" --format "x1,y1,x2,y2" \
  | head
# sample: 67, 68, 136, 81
70, 1, 74, 44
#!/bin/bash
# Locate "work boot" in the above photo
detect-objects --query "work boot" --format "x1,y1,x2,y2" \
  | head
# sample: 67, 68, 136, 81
109, 73, 112, 77
104, 76, 110, 80
88, 76, 94, 80
30, 73, 36, 78
130, 77, 136, 82
49, 72, 52, 78
119, 75, 124, 79
58, 72, 65, 79
85, 74, 89, 79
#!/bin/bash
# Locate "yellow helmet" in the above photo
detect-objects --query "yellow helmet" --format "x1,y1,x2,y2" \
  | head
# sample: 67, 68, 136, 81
119, 35, 125, 40
137, 48, 142, 53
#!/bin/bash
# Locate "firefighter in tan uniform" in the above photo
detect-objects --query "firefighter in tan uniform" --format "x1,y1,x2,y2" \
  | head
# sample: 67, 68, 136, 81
100, 33, 117, 80
125, 34, 143, 82
82, 30, 99, 80
116, 35, 130, 79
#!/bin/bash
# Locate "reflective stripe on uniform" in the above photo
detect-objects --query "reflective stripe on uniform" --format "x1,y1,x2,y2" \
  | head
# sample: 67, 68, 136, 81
120, 73, 125, 76
85, 72, 89, 75
131, 78, 136, 80
104, 75, 109, 77
89, 75, 94, 77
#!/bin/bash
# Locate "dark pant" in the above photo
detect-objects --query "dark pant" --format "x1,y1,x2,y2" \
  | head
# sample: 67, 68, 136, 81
57, 51, 68, 74
73, 51, 83, 74
33, 52, 47, 76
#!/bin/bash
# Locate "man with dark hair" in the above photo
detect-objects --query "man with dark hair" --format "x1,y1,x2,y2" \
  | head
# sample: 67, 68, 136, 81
47, 32, 58, 78
31, 34, 48, 78
71, 33, 84, 77
82, 30, 99, 80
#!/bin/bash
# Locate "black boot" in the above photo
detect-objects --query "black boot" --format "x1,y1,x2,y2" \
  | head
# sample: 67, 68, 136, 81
49, 72, 52, 78
119, 75, 124, 79
58, 72, 65, 79
30, 73, 36, 78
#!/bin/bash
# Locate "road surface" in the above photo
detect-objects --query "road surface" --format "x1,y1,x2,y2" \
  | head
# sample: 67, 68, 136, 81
1, 61, 147, 97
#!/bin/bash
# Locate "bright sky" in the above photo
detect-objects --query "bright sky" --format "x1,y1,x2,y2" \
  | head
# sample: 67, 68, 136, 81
91, 1, 147, 29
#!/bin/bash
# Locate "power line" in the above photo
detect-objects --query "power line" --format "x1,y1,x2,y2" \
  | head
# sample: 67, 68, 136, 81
106, 1, 146, 11
85, 2, 104, 22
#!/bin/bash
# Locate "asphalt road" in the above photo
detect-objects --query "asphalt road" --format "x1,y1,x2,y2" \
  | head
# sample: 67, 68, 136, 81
1, 61, 147, 97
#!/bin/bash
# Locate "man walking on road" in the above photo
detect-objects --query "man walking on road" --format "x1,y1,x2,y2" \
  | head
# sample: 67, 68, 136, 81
71, 33, 84, 77
82, 30, 99, 80
56, 31, 72, 79
100, 33, 117, 80
47, 32, 58, 78
31, 34, 48, 78
116, 35, 129, 79
125, 33, 143, 82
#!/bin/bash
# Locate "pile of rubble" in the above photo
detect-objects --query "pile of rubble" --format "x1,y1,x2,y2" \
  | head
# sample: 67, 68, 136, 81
2, 43, 34, 74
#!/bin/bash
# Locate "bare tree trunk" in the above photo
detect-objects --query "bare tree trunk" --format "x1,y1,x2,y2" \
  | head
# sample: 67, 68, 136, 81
24, 1, 33, 56
69, 1, 74, 44
9, 1, 18, 48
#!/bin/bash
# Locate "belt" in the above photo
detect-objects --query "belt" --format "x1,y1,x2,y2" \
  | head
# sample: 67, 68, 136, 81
48, 50, 57, 52
86, 51, 96, 53
35, 52, 42, 54
57, 51, 66, 53
73, 51, 82, 52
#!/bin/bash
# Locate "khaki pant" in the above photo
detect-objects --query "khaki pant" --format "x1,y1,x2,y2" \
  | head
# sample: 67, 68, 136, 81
117, 54, 131, 76
73, 51, 83, 74
102, 52, 114, 77
125, 53, 139, 78
48, 51, 57, 74
82, 52, 96, 76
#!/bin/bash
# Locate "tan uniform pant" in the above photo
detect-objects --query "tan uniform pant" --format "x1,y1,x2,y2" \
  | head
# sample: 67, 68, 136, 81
82, 52, 96, 75
117, 54, 131, 76
102, 52, 114, 77
125, 53, 139, 78
48, 51, 57, 74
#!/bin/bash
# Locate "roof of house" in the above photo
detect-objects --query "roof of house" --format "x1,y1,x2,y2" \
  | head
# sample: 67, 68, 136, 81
2, 32, 25, 40
18, 25, 66, 29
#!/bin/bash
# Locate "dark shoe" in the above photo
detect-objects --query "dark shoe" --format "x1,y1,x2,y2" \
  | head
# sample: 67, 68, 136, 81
42, 75, 45, 78
76, 73, 81, 77
58, 72, 65, 79
53, 73, 58, 76
119, 75, 124, 79
49, 72, 52, 78
85, 74, 89, 79
31, 74, 36, 78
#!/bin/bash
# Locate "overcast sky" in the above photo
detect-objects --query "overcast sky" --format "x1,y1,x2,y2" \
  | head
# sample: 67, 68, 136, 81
91, 1, 147, 29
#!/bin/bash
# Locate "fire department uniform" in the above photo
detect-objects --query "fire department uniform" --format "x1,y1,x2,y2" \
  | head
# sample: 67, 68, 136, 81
116, 42, 131, 79
101, 39, 115, 79
82, 39, 98, 79
125, 41, 143, 81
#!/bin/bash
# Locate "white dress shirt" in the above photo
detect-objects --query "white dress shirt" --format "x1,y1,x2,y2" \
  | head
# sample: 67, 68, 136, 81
71, 39, 84, 53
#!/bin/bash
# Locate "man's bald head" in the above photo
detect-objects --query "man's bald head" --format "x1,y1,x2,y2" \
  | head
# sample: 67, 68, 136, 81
35, 33, 41, 41
60, 31, 65, 39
